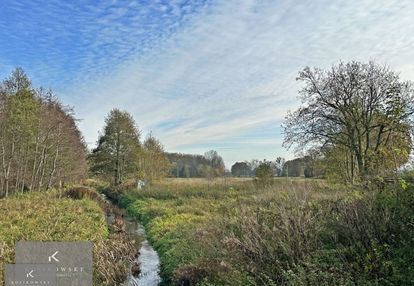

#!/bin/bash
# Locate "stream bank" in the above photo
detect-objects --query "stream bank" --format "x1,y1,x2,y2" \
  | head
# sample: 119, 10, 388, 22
103, 194, 161, 286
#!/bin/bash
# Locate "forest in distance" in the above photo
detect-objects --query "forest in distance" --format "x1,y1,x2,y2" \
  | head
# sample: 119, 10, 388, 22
1, 60, 414, 286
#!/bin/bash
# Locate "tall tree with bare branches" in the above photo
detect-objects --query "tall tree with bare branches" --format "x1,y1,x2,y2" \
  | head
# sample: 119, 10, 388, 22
283, 61, 414, 182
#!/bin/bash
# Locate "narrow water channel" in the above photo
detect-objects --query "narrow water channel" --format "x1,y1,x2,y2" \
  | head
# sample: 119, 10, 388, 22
102, 194, 161, 286
123, 216, 161, 286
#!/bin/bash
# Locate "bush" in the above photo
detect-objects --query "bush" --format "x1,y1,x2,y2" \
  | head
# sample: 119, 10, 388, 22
216, 182, 414, 285
64, 186, 100, 200
255, 161, 274, 187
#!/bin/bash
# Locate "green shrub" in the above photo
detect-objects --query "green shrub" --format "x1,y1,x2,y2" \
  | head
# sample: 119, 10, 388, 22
255, 161, 274, 187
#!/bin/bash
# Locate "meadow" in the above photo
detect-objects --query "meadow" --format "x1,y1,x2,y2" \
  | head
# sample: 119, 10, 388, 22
109, 177, 414, 286
1, 178, 413, 286
0, 189, 134, 286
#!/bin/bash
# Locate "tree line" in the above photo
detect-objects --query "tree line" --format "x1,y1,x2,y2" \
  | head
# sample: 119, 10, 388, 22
0, 68, 87, 197
230, 157, 318, 182
3, 61, 412, 192
0, 67, 226, 191
88, 110, 227, 184
231, 158, 285, 177
168, 150, 225, 178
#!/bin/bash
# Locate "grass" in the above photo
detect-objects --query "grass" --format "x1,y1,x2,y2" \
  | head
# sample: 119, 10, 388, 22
114, 177, 414, 286
0, 188, 134, 285
116, 178, 341, 285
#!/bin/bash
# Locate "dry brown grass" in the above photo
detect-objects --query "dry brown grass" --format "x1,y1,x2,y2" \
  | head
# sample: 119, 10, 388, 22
158, 177, 253, 187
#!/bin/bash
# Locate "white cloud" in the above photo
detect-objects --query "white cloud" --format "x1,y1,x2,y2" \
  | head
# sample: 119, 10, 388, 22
71, 0, 414, 166
3, 0, 414, 166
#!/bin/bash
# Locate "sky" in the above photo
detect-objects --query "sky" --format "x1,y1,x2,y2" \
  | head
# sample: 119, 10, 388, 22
1, 0, 414, 168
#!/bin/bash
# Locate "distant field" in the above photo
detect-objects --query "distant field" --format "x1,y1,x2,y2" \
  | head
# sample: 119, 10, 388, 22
159, 177, 253, 186
156, 176, 321, 190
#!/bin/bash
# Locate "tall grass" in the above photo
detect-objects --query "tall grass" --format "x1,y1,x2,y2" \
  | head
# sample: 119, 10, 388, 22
112, 178, 414, 285
0, 189, 135, 286
115, 178, 348, 285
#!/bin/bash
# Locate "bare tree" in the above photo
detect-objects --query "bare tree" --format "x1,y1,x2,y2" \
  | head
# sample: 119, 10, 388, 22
204, 150, 225, 177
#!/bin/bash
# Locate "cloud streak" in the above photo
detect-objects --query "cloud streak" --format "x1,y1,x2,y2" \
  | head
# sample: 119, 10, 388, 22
1, 0, 414, 167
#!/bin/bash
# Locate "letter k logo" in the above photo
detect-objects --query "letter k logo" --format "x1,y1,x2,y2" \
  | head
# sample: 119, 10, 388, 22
26, 270, 34, 278
48, 251, 59, 262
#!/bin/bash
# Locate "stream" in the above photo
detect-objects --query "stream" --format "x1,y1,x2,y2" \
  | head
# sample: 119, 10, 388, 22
103, 195, 161, 286
122, 216, 161, 286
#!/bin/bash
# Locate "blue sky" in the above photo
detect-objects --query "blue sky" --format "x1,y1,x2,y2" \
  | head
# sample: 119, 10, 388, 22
1, 0, 414, 168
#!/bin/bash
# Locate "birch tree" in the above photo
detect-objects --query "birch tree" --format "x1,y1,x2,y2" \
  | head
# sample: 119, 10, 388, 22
0, 68, 87, 197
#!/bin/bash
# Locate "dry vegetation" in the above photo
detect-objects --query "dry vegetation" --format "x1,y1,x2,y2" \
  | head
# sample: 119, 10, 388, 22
107, 177, 414, 286
0, 188, 135, 286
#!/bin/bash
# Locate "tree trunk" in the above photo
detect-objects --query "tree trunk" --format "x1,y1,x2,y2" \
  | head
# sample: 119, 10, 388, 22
47, 126, 61, 190
356, 152, 364, 179
29, 135, 40, 191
